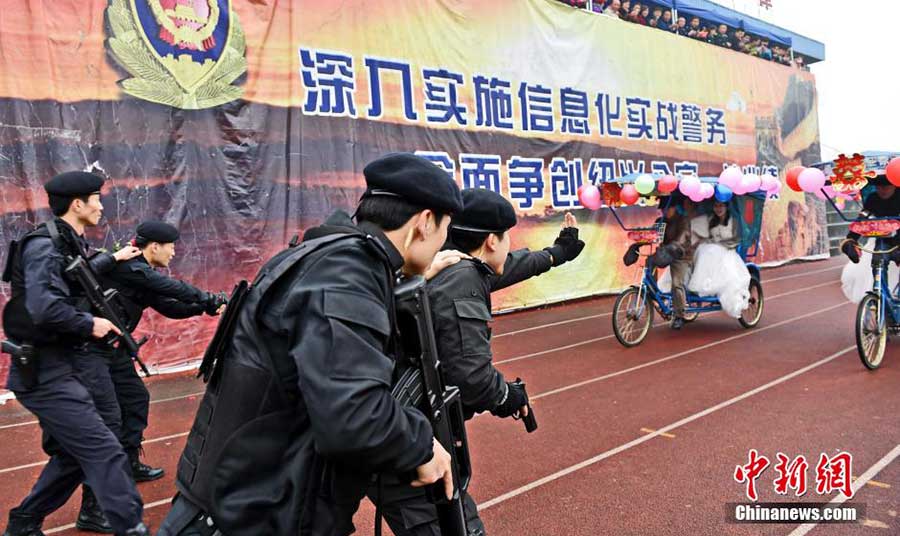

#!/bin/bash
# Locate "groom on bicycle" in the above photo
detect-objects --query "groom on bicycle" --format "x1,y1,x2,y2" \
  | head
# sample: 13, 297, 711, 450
842, 172, 900, 265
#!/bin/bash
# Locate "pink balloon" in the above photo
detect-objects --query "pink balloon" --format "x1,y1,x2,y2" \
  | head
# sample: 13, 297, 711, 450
699, 183, 715, 199
577, 184, 602, 210
797, 167, 826, 193
769, 180, 782, 197
742, 174, 761, 193
718, 166, 743, 189
679, 175, 701, 196
658, 174, 679, 194
760, 174, 778, 192
620, 184, 639, 205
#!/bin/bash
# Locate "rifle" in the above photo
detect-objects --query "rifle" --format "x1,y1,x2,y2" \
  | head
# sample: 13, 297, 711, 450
64, 256, 150, 376
392, 276, 472, 536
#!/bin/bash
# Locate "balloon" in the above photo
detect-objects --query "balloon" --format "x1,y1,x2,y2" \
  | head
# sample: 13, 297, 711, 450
742, 174, 761, 193
634, 174, 655, 195
760, 174, 778, 192
785, 166, 805, 192
699, 183, 715, 199
768, 180, 782, 197
714, 184, 733, 202
887, 157, 900, 187
577, 184, 602, 210
718, 166, 743, 189
620, 184, 639, 205
797, 167, 827, 193
679, 175, 701, 196
688, 191, 705, 203
658, 174, 679, 194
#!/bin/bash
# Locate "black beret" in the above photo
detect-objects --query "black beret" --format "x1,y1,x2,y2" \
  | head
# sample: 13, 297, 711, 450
363, 153, 463, 214
450, 188, 517, 233
44, 171, 104, 197
136, 221, 180, 243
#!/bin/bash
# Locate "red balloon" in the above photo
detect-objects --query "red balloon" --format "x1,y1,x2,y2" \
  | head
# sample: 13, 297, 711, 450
658, 175, 679, 194
620, 184, 639, 205
785, 166, 804, 192
887, 157, 900, 187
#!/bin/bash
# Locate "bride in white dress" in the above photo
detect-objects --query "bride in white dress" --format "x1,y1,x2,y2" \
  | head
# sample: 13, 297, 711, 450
688, 201, 752, 318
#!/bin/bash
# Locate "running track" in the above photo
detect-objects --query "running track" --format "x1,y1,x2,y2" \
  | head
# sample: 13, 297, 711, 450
1, 256, 898, 535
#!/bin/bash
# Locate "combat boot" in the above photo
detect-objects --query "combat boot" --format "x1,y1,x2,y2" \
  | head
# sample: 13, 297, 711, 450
122, 522, 149, 536
76, 486, 113, 533
128, 449, 164, 482
2, 510, 44, 536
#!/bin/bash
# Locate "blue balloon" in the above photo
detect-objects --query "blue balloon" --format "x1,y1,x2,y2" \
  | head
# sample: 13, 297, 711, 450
714, 184, 733, 202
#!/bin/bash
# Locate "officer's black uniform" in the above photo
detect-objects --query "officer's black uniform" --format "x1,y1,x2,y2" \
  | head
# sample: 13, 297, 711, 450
105, 222, 219, 468
842, 174, 900, 264
369, 189, 585, 536
75, 221, 224, 533
2, 172, 146, 536
157, 153, 464, 536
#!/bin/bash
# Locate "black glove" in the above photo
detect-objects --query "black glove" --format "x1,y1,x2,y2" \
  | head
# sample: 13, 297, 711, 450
203, 292, 228, 315
491, 381, 529, 418
841, 240, 860, 264
544, 227, 586, 267
623, 243, 641, 266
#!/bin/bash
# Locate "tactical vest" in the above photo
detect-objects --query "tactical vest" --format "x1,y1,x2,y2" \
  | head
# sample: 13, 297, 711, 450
1, 220, 88, 345
175, 231, 394, 535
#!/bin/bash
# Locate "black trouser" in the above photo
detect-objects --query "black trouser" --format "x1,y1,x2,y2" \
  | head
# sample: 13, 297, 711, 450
14, 355, 143, 533
368, 476, 486, 536
104, 346, 150, 454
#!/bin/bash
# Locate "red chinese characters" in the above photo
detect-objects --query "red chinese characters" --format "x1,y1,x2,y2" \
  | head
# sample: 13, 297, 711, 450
734, 449, 771, 501
773, 453, 809, 496
815, 452, 854, 498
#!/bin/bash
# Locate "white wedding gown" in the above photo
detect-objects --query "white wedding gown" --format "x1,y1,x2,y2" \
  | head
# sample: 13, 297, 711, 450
841, 238, 900, 303
656, 216, 751, 318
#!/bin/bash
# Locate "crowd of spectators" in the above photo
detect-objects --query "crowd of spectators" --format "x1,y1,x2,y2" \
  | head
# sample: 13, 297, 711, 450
557, 0, 808, 70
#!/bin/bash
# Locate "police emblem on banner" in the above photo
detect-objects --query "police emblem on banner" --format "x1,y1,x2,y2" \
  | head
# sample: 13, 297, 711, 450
105, 0, 247, 109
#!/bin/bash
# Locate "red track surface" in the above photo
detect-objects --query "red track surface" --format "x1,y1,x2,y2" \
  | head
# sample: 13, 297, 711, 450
2, 257, 898, 535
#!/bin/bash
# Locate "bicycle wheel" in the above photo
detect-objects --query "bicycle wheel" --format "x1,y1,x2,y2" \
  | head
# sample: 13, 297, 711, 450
739, 278, 764, 328
856, 293, 887, 370
613, 287, 653, 347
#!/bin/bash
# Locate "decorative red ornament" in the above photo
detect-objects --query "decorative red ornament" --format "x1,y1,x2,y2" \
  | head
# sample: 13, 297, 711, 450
829, 153, 876, 193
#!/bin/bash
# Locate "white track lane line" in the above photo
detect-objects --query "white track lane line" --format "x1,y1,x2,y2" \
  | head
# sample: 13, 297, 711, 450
786, 444, 900, 536
0, 391, 205, 431
479, 346, 856, 511
495, 280, 841, 366
492, 264, 841, 339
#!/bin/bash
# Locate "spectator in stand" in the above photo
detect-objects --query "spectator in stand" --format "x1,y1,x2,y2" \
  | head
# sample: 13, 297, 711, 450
672, 16, 687, 34
706, 26, 718, 43
591, 0, 607, 13
687, 17, 703, 39
620, 0, 631, 19
758, 40, 773, 60
604, 0, 622, 18
649, 6, 663, 26
738, 34, 752, 54
793, 55, 806, 70
698, 25, 711, 40
712, 24, 733, 48
626, 4, 645, 24
641, 5, 651, 23
659, 10, 673, 31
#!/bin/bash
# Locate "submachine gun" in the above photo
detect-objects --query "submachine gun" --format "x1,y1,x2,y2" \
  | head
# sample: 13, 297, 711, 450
391, 275, 473, 536
64, 256, 150, 376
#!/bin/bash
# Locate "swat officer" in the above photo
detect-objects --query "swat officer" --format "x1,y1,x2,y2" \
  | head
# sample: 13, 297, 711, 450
2, 171, 148, 536
158, 153, 463, 536
74, 221, 227, 533
369, 188, 585, 535
842, 172, 900, 264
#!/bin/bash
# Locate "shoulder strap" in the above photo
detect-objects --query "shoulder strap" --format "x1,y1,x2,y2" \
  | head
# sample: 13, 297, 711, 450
45, 220, 69, 257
